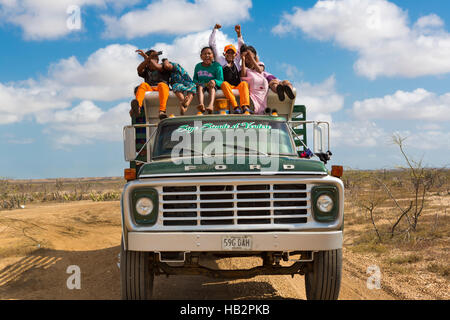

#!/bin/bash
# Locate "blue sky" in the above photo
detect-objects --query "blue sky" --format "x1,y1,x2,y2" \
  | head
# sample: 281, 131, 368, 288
0, 0, 449, 179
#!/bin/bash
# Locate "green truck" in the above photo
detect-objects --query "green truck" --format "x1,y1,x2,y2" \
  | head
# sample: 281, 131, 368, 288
120, 90, 344, 300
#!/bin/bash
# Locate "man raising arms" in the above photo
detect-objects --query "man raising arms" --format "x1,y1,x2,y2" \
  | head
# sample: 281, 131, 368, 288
209, 24, 250, 114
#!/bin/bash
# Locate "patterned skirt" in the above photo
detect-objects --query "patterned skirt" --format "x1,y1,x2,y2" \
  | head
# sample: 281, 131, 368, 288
170, 62, 197, 94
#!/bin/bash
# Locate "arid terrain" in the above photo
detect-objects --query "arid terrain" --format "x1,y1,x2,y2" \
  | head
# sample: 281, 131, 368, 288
0, 173, 448, 300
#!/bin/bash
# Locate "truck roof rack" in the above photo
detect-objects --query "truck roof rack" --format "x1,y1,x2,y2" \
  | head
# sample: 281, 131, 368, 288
143, 88, 297, 124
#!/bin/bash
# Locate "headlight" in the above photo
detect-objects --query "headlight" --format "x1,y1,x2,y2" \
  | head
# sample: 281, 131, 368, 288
311, 185, 339, 222
132, 188, 158, 225
317, 194, 334, 213
136, 197, 153, 216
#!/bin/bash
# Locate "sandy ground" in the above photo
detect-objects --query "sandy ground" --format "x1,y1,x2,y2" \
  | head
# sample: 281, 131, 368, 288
0, 201, 395, 300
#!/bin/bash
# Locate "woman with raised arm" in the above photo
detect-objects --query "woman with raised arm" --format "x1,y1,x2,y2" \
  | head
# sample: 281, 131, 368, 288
132, 49, 171, 120
240, 45, 268, 114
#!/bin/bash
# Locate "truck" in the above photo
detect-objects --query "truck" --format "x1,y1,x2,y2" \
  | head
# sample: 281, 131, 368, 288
120, 89, 344, 300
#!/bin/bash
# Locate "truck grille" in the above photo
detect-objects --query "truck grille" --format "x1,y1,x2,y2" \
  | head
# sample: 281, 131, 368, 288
160, 184, 309, 226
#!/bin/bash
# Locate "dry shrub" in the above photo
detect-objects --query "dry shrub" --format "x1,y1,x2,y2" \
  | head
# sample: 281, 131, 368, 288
0, 177, 125, 210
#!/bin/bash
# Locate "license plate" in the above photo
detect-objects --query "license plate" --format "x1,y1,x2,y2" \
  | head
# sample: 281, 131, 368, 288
222, 236, 252, 250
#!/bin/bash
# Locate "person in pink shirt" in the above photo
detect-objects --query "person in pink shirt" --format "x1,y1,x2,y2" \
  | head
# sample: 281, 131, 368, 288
258, 62, 295, 102
238, 28, 295, 102
240, 45, 268, 114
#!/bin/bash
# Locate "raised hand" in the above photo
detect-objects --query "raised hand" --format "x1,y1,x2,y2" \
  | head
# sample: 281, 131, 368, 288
214, 24, 222, 30
235, 24, 241, 37
135, 49, 148, 59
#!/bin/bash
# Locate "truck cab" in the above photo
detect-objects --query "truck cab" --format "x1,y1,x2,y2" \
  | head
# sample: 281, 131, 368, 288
120, 89, 344, 300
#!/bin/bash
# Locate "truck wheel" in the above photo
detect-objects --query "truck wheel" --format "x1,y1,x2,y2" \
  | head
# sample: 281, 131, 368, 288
305, 249, 342, 300
120, 236, 154, 300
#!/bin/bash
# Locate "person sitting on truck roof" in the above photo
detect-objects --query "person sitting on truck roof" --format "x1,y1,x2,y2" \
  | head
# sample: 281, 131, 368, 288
132, 49, 171, 120
237, 27, 295, 102
161, 59, 196, 115
193, 46, 224, 114
239, 45, 268, 114
258, 62, 295, 102
209, 24, 250, 114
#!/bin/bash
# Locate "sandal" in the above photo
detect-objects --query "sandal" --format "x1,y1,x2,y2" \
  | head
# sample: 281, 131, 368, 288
130, 99, 141, 118
197, 104, 205, 113
183, 95, 191, 106
242, 105, 253, 114
205, 106, 214, 114
276, 84, 285, 101
180, 102, 188, 115
233, 107, 243, 114
159, 111, 168, 120
284, 85, 295, 100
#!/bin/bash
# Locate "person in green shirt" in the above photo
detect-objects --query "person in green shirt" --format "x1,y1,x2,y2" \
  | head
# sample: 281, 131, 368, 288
193, 46, 224, 114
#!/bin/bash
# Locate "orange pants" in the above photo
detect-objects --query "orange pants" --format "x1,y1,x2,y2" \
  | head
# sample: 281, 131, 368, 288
135, 82, 169, 112
221, 81, 250, 108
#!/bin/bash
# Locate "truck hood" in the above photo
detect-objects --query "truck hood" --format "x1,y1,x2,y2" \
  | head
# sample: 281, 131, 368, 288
137, 156, 327, 178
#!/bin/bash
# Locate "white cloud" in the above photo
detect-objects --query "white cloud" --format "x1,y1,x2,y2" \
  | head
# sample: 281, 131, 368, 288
332, 120, 386, 147
102, 0, 252, 39
392, 130, 450, 151
39, 100, 130, 145
414, 14, 444, 30
279, 63, 301, 79
273, 0, 450, 79
353, 88, 450, 122
417, 123, 442, 131
294, 75, 344, 121
414, 131, 450, 151
0, 0, 139, 40
46, 44, 142, 101
1, 133, 34, 145
349, 88, 450, 151
290, 75, 370, 148
289, 75, 449, 150
0, 81, 70, 124
0, 43, 142, 125
328, 119, 448, 150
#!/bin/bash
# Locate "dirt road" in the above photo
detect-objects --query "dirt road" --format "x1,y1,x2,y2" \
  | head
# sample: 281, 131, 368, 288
0, 201, 394, 300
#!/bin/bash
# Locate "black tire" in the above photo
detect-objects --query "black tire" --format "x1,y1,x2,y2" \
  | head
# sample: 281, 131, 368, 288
120, 236, 154, 300
305, 249, 342, 300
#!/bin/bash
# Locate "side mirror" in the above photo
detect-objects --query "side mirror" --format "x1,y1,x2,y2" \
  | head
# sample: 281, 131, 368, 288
123, 126, 136, 161
313, 122, 332, 164
313, 122, 327, 154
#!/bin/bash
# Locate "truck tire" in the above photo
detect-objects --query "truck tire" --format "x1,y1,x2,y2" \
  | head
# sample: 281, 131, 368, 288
120, 236, 154, 300
305, 249, 342, 300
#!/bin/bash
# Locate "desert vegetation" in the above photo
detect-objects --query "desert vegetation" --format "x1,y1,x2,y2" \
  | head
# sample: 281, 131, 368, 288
342, 136, 449, 299
0, 177, 125, 210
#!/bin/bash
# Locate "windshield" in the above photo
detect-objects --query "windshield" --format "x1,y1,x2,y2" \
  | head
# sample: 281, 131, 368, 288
153, 119, 297, 159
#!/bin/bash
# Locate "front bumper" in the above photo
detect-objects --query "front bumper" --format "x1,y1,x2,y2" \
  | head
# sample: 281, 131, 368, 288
127, 231, 343, 252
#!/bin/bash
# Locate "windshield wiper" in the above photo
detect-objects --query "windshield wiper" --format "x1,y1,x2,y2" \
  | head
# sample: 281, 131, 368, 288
152, 148, 210, 160
268, 153, 298, 156
183, 147, 210, 157
160, 148, 209, 158
152, 155, 172, 160
222, 144, 268, 156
